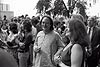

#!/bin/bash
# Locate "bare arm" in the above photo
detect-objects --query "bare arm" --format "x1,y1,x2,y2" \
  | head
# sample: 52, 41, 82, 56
71, 44, 83, 67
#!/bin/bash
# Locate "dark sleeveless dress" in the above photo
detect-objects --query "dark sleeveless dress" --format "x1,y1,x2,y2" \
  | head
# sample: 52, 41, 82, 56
61, 44, 85, 67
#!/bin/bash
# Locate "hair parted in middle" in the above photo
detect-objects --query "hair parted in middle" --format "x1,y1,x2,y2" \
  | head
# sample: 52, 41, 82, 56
40, 15, 54, 31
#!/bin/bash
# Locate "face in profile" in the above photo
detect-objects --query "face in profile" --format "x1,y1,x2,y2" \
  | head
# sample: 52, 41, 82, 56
41, 17, 51, 32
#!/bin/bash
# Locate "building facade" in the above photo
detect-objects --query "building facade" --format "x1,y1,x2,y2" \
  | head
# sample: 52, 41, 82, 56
0, 1, 14, 20
86, 0, 98, 7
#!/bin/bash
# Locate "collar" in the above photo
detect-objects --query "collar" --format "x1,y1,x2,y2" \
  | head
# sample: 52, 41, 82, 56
88, 26, 93, 30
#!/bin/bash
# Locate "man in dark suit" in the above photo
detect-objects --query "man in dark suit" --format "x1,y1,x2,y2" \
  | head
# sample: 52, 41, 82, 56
86, 16, 100, 67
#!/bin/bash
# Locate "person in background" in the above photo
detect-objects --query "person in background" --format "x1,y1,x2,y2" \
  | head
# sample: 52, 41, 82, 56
53, 20, 61, 34
86, 16, 100, 67
28, 17, 38, 67
36, 21, 43, 34
61, 19, 70, 46
1, 24, 8, 33
2, 15, 9, 28
17, 20, 33, 67
0, 20, 8, 48
1, 16, 9, 36
13, 18, 20, 33
31, 17, 38, 36
7, 23, 19, 64
53, 20, 62, 36
33, 15, 64, 67
3, 15, 7, 21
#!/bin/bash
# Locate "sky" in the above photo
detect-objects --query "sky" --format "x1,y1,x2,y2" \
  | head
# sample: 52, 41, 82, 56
1, 0, 39, 17
88, 0, 100, 17
1, 0, 100, 17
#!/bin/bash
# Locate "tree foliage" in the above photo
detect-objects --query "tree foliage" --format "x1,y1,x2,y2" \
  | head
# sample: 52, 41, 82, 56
36, 0, 67, 16
36, 0, 78, 17
53, 0, 66, 15
36, 0, 52, 13
75, 1, 87, 19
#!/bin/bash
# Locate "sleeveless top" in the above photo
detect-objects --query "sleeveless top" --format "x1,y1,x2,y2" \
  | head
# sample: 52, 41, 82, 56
61, 44, 85, 67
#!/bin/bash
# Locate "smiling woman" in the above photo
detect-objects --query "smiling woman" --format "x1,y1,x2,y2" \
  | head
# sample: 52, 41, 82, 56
2, 0, 39, 17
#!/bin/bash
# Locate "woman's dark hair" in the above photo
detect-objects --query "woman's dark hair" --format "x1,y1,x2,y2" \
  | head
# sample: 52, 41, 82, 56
9, 23, 18, 34
71, 14, 84, 23
23, 20, 32, 32
40, 15, 54, 31
69, 19, 90, 47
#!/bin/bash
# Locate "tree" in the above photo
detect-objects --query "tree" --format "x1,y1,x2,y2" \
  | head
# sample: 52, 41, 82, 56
35, 0, 69, 17
36, 0, 52, 14
75, 1, 87, 22
53, 0, 67, 16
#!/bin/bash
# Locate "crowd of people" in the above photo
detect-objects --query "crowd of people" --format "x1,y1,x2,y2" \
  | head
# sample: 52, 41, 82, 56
0, 13, 100, 67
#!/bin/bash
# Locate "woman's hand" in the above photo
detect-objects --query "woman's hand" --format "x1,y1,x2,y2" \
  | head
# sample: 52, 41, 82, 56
54, 55, 61, 65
